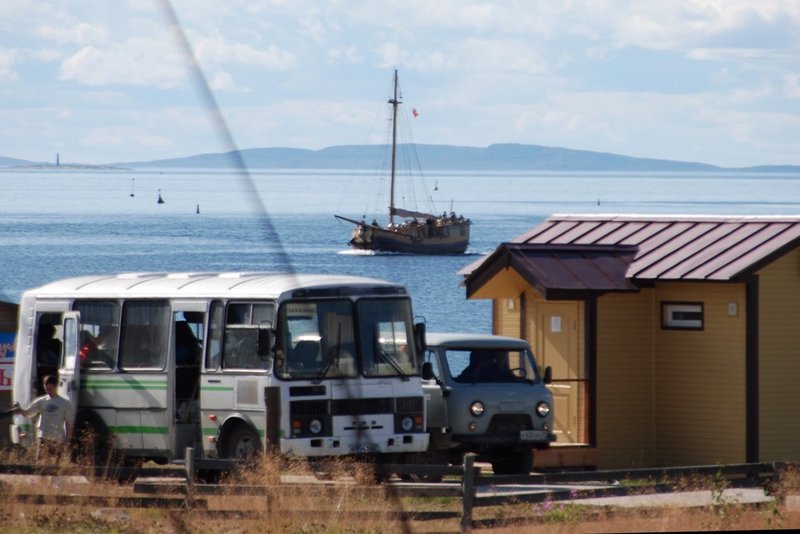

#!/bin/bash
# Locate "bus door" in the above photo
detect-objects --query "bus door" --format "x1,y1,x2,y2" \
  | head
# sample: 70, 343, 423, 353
171, 302, 206, 458
57, 312, 81, 436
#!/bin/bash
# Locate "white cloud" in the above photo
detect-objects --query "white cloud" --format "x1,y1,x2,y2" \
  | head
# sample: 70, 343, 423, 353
0, 48, 19, 81
59, 37, 186, 89
209, 71, 236, 91
81, 126, 175, 151
36, 22, 110, 46
193, 34, 296, 70
784, 74, 800, 99
327, 47, 362, 66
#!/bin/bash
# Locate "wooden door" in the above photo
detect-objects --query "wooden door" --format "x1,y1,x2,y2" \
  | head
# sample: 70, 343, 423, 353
532, 301, 586, 445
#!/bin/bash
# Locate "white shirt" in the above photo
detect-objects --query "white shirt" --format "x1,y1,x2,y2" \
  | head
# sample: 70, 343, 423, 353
25, 394, 72, 443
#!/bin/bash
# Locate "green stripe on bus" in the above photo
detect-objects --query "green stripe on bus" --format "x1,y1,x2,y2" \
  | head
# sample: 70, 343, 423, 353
202, 386, 234, 391
81, 378, 167, 390
109, 426, 168, 435
202, 427, 265, 438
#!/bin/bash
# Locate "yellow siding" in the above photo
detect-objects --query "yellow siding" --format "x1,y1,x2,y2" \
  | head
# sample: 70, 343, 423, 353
654, 282, 746, 466
757, 248, 800, 461
493, 297, 522, 338
596, 290, 656, 468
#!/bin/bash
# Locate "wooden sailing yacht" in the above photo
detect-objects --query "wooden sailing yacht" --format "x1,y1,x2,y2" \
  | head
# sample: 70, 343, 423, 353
335, 71, 470, 254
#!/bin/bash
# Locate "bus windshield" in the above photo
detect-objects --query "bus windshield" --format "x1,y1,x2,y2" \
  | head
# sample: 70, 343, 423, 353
275, 297, 417, 380
358, 298, 417, 378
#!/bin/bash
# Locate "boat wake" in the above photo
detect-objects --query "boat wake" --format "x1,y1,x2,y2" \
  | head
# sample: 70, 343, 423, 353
338, 249, 376, 256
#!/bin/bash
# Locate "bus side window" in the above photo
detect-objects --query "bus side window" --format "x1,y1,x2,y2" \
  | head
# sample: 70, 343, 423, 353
73, 300, 120, 372
221, 302, 273, 371
206, 301, 224, 371
119, 301, 170, 370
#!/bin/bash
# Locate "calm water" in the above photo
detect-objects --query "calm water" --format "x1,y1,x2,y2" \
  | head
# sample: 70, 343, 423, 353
1, 168, 799, 334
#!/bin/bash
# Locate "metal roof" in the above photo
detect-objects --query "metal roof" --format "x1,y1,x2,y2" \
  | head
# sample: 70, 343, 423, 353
519, 215, 800, 281
464, 215, 800, 297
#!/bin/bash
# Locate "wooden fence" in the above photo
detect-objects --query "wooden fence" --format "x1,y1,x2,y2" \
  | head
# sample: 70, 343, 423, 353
0, 447, 788, 533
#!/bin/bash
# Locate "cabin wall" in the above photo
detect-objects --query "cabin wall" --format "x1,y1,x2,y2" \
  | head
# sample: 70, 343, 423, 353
653, 282, 747, 466
756, 247, 800, 462
595, 289, 656, 468
492, 297, 522, 338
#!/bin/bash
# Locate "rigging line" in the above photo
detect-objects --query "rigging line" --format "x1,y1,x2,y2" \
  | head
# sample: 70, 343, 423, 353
159, 7, 414, 532
158, 0, 293, 273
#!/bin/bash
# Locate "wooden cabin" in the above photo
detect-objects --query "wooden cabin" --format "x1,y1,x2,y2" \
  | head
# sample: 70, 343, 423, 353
462, 215, 800, 469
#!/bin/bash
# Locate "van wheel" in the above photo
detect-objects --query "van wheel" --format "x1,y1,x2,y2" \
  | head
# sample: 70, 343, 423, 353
224, 425, 261, 459
491, 446, 533, 475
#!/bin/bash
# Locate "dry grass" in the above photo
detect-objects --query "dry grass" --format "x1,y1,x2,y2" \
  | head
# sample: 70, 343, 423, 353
2, 444, 800, 533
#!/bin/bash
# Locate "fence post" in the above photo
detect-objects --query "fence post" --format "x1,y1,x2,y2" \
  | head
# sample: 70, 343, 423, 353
184, 447, 194, 509
461, 453, 476, 533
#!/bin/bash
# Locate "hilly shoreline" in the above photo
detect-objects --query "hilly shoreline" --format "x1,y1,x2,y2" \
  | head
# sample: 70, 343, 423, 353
3, 143, 799, 172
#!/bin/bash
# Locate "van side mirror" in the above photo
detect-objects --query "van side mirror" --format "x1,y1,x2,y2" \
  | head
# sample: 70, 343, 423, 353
413, 322, 426, 355
257, 328, 275, 358
543, 366, 552, 384
421, 361, 435, 381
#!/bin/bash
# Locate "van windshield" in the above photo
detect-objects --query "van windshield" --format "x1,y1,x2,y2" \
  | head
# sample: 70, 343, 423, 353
444, 348, 540, 384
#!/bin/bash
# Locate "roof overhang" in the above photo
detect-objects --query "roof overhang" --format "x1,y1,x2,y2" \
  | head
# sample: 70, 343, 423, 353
465, 243, 640, 300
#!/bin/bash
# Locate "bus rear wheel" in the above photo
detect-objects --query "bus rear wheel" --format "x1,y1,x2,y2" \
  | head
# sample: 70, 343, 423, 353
224, 425, 261, 459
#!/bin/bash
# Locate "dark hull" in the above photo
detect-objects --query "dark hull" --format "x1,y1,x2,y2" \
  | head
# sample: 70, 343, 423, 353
349, 222, 470, 255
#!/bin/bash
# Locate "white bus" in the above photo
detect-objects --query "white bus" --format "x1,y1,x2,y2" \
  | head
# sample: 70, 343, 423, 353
11, 272, 428, 464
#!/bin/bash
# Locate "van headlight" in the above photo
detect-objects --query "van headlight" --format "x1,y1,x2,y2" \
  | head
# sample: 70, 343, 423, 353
536, 401, 551, 417
469, 401, 485, 417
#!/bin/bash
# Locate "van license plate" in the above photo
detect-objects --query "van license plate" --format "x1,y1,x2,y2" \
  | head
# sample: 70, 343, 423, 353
520, 430, 547, 441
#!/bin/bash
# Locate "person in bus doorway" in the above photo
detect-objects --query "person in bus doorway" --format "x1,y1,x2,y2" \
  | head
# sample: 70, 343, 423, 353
36, 323, 61, 389
11, 375, 73, 462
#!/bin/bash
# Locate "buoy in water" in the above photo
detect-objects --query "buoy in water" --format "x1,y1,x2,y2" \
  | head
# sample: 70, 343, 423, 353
157, 189, 165, 204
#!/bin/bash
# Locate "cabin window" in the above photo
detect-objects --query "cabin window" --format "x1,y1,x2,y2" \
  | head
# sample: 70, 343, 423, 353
661, 302, 704, 330
119, 301, 170, 370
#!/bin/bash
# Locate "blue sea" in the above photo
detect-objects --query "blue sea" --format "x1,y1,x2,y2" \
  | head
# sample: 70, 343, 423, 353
1, 168, 799, 334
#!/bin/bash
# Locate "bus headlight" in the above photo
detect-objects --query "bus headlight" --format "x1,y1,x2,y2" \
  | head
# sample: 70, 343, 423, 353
309, 418, 323, 435
536, 401, 551, 417
469, 401, 485, 417
400, 416, 414, 432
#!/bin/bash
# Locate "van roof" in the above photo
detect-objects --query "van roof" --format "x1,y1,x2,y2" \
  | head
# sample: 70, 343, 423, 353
425, 332, 530, 350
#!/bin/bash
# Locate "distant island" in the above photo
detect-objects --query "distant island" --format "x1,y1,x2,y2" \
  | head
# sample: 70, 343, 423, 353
2, 144, 799, 172
0, 155, 125, 171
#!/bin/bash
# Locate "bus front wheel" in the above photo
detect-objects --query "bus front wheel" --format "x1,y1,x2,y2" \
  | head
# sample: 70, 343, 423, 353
224, 425, 261, 459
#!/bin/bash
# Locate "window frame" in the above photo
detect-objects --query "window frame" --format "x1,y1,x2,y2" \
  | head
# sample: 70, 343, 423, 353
661, 301, 704, 331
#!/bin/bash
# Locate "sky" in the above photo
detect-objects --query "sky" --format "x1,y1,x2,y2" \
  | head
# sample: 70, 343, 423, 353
1, 0, 800, 168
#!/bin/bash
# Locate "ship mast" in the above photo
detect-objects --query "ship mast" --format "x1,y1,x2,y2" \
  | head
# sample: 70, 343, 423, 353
388, 69, 400, 226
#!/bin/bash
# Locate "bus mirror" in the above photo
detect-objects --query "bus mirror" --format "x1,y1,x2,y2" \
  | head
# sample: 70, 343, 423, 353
421, 361, 435, 381
543, 366, 553, 384
413, 322, 426, 355
257, 328, 275, 358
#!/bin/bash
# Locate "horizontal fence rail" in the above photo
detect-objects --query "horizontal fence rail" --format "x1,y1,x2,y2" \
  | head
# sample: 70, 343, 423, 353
0, 447, 789, 533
